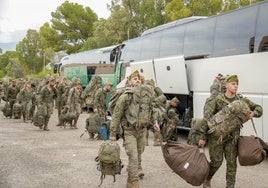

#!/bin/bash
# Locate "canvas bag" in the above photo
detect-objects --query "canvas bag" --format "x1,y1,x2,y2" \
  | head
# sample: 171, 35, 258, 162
238, 120, 267, 166
86, 113, 105, 133
95, 140, 123, 186
207, 100, 250, 141
161, 140, 209, 186
2, 101, 12, 117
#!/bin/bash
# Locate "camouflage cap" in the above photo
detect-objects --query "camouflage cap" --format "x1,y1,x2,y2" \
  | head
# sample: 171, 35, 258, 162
171, 97, 180, 105
105, 81, 113, 86
48, 77, 55, 82
128, 70, 140, 81
225, 75, 239, 84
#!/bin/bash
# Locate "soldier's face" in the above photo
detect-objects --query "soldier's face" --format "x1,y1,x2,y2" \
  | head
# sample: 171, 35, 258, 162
129, 76, 141, 87
225, 81, 238, 94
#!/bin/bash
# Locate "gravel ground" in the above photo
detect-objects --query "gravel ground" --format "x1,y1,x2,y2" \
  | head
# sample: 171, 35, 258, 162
0, 104, 268, 188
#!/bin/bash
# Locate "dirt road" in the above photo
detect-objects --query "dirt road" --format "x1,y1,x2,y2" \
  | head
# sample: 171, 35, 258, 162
0, 107, 267, 188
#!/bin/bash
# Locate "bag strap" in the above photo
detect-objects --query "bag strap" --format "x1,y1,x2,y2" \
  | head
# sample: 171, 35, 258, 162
251, 119, 258, 137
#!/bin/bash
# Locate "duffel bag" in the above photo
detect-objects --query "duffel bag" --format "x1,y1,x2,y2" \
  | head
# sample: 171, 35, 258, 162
161, 140, 209, 186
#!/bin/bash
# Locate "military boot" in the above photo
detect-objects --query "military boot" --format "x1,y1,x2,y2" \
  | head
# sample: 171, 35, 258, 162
138, 167, 145, 179
88, 132, 94, 140
126, 178, 139, 188
43, 124, 50, 131
203, 179, 211, 188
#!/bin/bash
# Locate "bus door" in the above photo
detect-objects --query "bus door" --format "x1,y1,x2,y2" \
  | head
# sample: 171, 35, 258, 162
130, 60, 156, 81
153, 56, 189, 95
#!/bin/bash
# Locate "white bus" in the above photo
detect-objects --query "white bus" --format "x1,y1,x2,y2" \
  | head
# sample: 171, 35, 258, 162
117, 1, 268, 141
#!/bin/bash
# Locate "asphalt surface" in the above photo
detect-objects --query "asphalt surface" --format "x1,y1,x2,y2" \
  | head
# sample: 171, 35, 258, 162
0, 103, 268, 188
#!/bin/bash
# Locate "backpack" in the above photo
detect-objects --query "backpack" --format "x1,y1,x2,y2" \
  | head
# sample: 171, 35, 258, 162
207, 99, 250, 142
124, 84, 155, 129
2, 101, 12, 117
108, 87, 130, 115
13, 102, 22, 119
83, 76, 102, 109
32, 108, 45, 127
95, 140, 123, 186
85, 113, 105, 133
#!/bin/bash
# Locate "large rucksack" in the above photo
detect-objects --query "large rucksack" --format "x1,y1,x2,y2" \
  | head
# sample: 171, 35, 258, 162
13, 102, 22, 119
108, 87, 130, 115
85, 113, 106, 133
32, 108, 45, 127
83, 76, 102, 110
124, 84, 155, 129
95, 140, 123, 186
207, 99, 250, 142
2, 101, 12, 117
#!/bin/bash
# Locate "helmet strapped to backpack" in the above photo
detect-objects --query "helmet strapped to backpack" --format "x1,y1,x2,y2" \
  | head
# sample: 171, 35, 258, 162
95, 140, 123, 186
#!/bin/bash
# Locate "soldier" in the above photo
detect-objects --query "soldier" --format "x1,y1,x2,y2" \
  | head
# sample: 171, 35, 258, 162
162, 97, 180, 142
6, 79, 20, 118
93, 81, 113, 116
199, 75, 263, 188
17, 81, 34, 122
144, 79, 167, 146
109, 70, 160, 188
55, 77, 68, 126
65, 77, 83, 129
38, 77, 56, 131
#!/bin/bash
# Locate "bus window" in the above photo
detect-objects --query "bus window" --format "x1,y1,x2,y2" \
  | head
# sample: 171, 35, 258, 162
87, 66, 96, 83
121, 38, 142, 62
160, 26, 185, 57
140, 32, 161, 60
184, 17, 215, 58
255, 3, 268, 52
213, 5, 258, 57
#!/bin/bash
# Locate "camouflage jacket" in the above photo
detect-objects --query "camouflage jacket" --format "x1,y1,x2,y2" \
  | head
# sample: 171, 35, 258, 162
200, 93, 263, 140
110, 84, 159, 137
94, 87, 108, 115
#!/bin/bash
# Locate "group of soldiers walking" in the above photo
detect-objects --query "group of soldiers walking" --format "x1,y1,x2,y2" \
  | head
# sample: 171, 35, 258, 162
0, 71, 182, 188
0, 76, 84, 131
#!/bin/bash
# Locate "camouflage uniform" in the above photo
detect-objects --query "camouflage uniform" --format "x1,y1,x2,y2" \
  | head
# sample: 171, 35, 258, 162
94, 87, 109, 116
6, 80, 20, 118
110, 83, 159, 186
82, 76, 103, 111
66, 79, 83, 128
17, 82, 34, 122
38, 78, 56, 131
162, 97, 180, 142
202, 93, 262, 188
56, 77, 68, 124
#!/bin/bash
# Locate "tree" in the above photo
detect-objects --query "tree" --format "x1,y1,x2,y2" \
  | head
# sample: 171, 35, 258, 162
16, 29, 43, 74
0, 51, 19, 78
39, 22, 62, 52
50, 1, 98, 53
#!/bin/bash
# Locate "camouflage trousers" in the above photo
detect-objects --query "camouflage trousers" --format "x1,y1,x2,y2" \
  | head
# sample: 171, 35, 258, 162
42, 103, 54, 126
207, 134, 238, 188
123, 128, 146, 182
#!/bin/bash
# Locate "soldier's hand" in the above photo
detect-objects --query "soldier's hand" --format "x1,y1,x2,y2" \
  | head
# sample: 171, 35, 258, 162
110, 136, 117, 141
153, 120, 160, 132
247, 111, 254, 120
93, 108, 98, 113
198, 139, 206, 148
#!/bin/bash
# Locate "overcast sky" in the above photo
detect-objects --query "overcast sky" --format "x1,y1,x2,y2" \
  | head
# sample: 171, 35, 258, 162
0, 0, 111, 44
